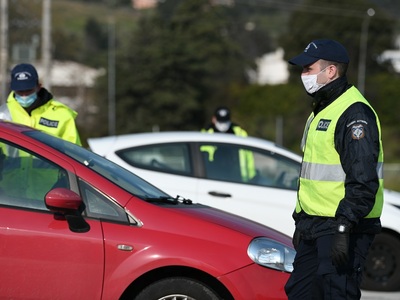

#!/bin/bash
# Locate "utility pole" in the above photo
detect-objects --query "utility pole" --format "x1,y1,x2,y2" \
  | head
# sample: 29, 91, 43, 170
0, 0, 8, 104
107, 0, 116, 136
108, 15, 116, 136
275, 115, 283, 146
41, 0, 51, 89
358, 8, 375, 95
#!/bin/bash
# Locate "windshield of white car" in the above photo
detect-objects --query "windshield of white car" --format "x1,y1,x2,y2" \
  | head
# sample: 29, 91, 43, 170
25, 131, 170, 200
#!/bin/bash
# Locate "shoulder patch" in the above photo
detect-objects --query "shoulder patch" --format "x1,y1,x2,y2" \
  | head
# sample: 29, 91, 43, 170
351, 124, 365, 140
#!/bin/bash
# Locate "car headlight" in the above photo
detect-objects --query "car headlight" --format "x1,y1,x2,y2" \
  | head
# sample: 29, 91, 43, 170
247, 237, 295, 273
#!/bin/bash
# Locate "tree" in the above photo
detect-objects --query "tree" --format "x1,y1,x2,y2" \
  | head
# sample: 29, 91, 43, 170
280, 0, 393, 84
82, 18, 108, 67
97, 0, 250, 134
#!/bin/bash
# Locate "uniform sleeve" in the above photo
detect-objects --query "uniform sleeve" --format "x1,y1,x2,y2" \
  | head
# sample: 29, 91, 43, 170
51, 101, 82, 146
63, 117, 82, 146
334, 102, 380, 225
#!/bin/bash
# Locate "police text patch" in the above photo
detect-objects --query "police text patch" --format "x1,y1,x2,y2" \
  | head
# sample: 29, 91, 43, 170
316, 119, 331, 131
39, 117, 59, 128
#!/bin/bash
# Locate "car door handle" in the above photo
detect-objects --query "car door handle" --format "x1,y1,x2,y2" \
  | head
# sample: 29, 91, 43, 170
208, 191, 232, 198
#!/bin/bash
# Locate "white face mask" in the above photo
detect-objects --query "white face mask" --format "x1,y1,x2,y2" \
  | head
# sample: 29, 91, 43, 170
215, 121, 231, 132
301, 67, 329, 94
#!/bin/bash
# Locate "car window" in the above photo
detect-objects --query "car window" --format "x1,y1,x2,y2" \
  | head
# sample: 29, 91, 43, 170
116, 143, 192, 175
78, 178, 129, 223
26, 130, 169, 200
200, 143, 300, 190
0, 140, 69, 210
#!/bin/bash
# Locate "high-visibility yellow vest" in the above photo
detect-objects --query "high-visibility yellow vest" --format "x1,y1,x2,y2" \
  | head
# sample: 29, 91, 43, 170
0, 92, 81, 145
296, 86, 384, 218
0, 93, 78, 199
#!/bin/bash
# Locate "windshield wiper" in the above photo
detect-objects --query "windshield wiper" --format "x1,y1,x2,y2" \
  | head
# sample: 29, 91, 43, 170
144, 195, 192, 205
144, 196, 179, 204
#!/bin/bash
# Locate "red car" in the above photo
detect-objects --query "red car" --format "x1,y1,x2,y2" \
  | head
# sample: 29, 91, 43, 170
0, 121, 294, 300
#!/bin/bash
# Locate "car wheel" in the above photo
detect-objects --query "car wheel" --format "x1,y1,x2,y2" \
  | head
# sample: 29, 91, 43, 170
134, 277, 220, 300
362, 232, 400, 291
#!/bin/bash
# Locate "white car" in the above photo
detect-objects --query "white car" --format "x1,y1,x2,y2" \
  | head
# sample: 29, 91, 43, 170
88, 131, 400, 292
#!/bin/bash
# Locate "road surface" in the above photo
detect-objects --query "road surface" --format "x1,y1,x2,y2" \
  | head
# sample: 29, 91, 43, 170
361, 290, 400, 299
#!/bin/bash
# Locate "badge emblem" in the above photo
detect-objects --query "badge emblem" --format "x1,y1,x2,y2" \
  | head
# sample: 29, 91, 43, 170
351, 124, 365, 140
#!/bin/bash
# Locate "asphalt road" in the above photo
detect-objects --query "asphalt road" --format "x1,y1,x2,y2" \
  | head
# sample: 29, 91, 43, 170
361, 290, 400, 299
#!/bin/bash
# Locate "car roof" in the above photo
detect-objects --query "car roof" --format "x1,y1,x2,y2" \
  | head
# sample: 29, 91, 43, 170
0, 120, 35, 133
88, 131, 302, 162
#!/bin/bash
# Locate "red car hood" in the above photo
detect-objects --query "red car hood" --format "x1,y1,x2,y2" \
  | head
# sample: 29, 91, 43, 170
128, 198, 292, 247
180, 204, 291, 242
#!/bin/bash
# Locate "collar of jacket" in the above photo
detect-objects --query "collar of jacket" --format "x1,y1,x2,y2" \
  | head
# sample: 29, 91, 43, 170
311, 76, 352, 115
24, 87, 53, 114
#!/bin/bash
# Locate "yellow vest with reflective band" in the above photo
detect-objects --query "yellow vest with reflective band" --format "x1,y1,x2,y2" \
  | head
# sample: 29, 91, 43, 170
3, 92, 81, 145
296, 86, 384, 218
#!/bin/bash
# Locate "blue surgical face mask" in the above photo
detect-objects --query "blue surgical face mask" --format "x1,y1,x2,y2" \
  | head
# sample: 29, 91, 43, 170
15, 91, 37, 108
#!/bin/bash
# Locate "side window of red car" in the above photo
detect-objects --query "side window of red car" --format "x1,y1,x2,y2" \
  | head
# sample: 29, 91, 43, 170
78, 178, 129, 223
0, 140, 69, 210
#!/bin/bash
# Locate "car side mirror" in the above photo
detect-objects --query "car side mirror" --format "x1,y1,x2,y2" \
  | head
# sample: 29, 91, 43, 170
45, 188, 90, 233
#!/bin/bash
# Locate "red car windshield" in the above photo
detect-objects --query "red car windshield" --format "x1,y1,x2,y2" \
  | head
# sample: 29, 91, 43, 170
24, 130, 170, 200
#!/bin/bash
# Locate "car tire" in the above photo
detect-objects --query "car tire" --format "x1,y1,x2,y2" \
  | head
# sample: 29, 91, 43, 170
362, 232, 400, 291
134, 277, 221, 300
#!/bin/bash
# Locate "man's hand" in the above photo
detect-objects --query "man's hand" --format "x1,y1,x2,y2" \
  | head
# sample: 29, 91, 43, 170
331, 225, 350, 267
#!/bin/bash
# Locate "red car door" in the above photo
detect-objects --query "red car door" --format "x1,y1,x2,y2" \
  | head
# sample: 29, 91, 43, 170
0, 137, 105, 299
0, 206, 104, 299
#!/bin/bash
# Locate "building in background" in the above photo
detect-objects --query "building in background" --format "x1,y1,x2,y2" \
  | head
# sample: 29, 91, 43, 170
132, 0, 235, 10
131, 0, 157, 10
254, 48, 289, 85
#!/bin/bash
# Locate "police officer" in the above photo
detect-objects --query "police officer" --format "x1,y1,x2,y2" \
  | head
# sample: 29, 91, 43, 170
285, 39, 383, 299
202, 106, 255, 182
202, 106, 247, 136
0, 63, 81, 199
0, 63, 81, 145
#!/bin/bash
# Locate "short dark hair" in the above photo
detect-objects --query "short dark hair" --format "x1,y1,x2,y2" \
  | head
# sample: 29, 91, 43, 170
321, 60, 348, 77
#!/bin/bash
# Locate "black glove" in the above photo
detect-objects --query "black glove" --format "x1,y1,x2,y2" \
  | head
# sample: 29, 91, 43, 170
331, 224, 350, 267
292, 229, 301, 251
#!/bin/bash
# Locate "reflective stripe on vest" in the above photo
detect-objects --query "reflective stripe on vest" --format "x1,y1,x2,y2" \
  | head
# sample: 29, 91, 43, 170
300, 161, 383, 181
296, 86, 384, 218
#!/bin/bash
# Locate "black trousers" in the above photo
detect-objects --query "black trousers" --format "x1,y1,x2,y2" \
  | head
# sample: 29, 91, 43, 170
285, 233, 375, 300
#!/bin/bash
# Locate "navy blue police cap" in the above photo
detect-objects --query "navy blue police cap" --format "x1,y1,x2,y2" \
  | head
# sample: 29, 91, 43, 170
288, 39, 350, 67
10, 63, 39, 91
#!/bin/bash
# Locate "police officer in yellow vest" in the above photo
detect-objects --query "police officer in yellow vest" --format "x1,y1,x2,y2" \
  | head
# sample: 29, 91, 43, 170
202, 106, 255, 182
0, 63, 81, 145
284, 40, 383, 300
202, 106, 247, 137
0, 63, 81, 199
